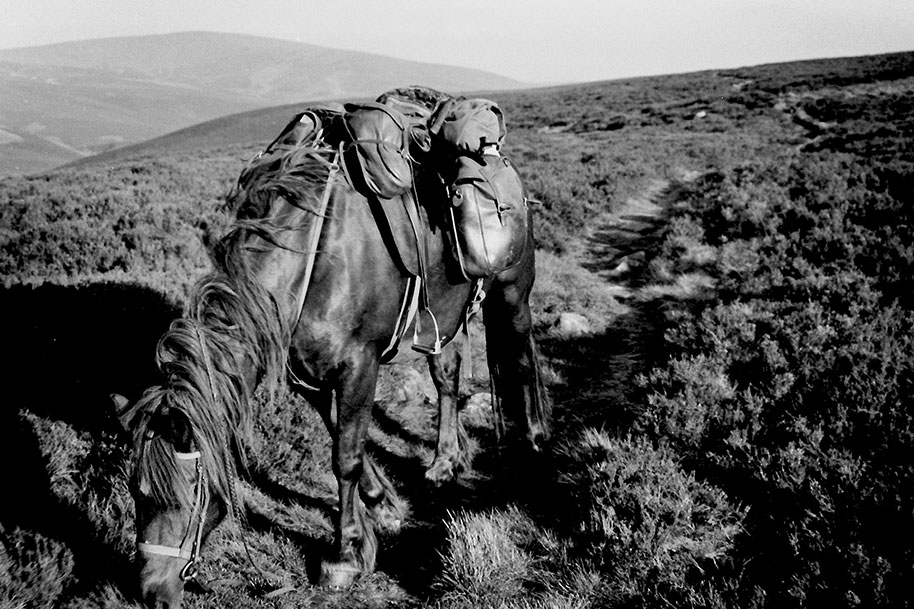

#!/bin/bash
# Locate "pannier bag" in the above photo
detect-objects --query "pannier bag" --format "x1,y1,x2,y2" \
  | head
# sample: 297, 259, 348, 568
434, 98, 506, 155
449, 154, 528, 278
341, 102, 414, 199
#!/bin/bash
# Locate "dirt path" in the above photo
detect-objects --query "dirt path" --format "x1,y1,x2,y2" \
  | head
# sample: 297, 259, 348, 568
543, 178, 674, 435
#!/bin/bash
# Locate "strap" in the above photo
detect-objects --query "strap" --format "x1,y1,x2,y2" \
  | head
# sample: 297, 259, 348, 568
137, 542, 193, 560
293, 150, 340, 329
381, 275, 421, 362
461, 279, 486, 380
401, 188, 430, 310
403, 176, 444, 354
174, 451, 201, 461
429, 98, 455, 135
448, 206, 472, 281
412, 307, 442, 355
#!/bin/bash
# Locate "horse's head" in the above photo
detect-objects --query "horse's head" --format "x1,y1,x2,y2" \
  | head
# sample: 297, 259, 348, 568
113, 393, 226, 609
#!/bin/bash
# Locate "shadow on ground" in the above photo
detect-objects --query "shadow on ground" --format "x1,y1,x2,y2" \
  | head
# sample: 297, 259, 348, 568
1, 281, 181, 595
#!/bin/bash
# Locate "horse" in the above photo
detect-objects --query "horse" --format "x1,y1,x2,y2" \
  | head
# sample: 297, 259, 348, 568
114, 93, 551, 608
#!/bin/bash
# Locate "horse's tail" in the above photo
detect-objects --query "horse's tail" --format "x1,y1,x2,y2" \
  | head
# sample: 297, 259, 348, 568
487, 330, 552, 450
528, 336, 552, 444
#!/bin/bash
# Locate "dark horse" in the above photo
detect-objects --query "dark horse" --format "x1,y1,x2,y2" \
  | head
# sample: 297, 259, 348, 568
115, 95, 550, 607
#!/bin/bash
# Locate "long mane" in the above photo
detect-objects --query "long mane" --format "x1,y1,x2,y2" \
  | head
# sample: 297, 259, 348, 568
129, 143, 336, 508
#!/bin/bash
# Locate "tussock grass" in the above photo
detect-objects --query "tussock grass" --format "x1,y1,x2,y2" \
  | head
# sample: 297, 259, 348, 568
435, 506, 611, 609
437, 507, 536, 602
436, 507, 598, 609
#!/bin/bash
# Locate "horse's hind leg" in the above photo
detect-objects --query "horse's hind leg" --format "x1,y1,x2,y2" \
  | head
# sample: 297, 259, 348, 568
425, 338, 472, 485
484, 279, 551, 452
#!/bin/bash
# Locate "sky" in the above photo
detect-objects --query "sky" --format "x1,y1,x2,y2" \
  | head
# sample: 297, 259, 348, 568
2, 0, 913, 84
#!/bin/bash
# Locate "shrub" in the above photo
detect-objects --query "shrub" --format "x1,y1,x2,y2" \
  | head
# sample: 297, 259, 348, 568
558, 430, 746, 608
0, 528, 75, 609
638, 148, 914, 606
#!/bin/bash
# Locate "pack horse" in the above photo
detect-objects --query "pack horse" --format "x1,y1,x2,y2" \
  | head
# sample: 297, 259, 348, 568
114, 87, 551, 607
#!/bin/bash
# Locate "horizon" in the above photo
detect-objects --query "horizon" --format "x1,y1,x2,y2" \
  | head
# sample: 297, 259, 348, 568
3, 1, 914, 84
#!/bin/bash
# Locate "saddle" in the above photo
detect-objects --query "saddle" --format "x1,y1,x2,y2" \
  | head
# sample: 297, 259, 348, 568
254, 87, 529, 355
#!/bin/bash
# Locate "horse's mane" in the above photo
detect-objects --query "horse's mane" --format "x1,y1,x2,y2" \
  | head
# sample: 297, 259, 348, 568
128, 144, 335, 508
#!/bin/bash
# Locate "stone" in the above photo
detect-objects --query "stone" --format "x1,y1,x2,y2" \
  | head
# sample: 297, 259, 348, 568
554, 312, 591, 337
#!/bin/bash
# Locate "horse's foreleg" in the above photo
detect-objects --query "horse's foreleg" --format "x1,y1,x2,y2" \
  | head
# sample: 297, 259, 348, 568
292, 382, 405, 534
484, 283, 551, 452
425, 339, 471, 485
319, 359, 380, 588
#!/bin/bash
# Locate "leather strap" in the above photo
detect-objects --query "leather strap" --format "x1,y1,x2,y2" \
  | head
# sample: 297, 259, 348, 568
137, 542, 193, 559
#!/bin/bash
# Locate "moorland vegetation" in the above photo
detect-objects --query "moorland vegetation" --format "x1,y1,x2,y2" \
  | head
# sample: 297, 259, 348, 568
1, 51, 912, 608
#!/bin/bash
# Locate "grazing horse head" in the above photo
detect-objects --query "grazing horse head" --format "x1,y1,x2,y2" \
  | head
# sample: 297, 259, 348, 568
117, 395, 220, 608
116, 90, 550, 605
115, 256, 288, 607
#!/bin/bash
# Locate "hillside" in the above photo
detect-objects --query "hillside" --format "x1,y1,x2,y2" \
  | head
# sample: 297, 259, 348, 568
0, 31, 522, 177
1, 50, 913, 608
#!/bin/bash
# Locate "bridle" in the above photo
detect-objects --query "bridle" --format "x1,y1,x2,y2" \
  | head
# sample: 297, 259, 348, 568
136, 449, 210, 582
135, 322, 215, 582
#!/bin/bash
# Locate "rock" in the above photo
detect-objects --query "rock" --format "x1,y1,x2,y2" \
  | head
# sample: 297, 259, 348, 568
554, 312, 591, 337
462, 392, 494, 428
607, 258, 631, 277
376, 365, 433, 406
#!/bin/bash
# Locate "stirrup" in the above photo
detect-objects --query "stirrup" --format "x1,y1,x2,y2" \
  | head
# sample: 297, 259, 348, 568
412, 307, 442, 355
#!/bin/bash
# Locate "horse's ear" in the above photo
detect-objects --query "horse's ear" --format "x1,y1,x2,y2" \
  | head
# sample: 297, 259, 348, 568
111, 394, 133, 433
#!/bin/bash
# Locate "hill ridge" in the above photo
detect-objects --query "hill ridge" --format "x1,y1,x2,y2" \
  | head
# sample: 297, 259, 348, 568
0, 31, 522, 177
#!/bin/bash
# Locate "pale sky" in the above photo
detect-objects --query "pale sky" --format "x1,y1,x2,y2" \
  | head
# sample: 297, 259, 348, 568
2, 0, 912, 83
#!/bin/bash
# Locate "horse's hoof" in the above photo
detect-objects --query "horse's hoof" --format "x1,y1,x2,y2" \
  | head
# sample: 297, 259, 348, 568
318, 561, 361, 588
528, 428, 549, 453
425, 460, 455, 486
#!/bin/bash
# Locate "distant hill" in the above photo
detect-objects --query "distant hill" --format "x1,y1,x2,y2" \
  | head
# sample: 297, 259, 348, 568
62, 49, 914, 174
0, 31, 523, 177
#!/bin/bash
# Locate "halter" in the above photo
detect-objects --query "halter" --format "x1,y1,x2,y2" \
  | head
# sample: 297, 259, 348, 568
137, 449, 210, 582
